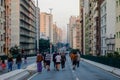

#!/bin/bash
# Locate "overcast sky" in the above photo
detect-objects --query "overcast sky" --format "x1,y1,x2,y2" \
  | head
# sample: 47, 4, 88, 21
34, 0, 79, 42
36, 0, 79, 29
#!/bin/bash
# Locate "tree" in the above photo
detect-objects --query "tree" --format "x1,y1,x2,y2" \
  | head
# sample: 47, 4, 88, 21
10, 45, 20, 55
39, 39, 50, 53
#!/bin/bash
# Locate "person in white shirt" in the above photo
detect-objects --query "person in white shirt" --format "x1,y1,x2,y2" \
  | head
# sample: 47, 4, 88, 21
55, 53, 61, 71
77, 52, 81, 67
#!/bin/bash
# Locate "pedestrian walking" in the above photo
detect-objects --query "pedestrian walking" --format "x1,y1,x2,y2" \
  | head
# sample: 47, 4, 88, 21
16, 54, 22, 69
0, 58, 2, 71
55, 53, 61, 71
76, 52, 81, 67
43, 52, 47, 69
36, 53, 43, 72
61, 53, 66, 70
45, 52, 51, 71
24, 55, 27, 64
7, 54, 13, 72
70, 52, 78, 70
52, 51, 57, 70
1, 59, 6, 70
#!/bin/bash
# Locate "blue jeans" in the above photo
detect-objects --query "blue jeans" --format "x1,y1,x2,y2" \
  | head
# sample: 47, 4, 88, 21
8, 62, 13, 71
17, 62, 21, 69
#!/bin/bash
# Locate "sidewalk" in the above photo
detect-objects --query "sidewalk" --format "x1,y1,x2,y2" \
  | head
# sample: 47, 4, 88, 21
82, 58, 120, 77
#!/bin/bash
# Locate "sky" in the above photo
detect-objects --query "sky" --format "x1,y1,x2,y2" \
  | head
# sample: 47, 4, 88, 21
34, 0, 79, 42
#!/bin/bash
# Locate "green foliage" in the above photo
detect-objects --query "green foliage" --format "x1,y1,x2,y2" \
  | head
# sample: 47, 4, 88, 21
10, 45, 20, 55
81, 54, 120, 68
39, 39, 50, 53
106, 51, 120, 59
70, 49, 80, 54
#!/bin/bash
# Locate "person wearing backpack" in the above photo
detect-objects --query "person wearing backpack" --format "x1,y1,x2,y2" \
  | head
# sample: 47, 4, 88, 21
52, 51, 57, 70
16, 54, 22, 69
70, 52, 78, 70
61, 53, 66, 70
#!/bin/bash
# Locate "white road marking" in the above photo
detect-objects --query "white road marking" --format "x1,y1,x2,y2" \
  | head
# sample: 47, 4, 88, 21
67, 55, 80, 80
27, 73, 38, 80
76, 77, 79, 80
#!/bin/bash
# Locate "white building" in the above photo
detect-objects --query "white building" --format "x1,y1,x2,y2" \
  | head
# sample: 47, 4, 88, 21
115, 0, 120, 53
100, 0, 115, 55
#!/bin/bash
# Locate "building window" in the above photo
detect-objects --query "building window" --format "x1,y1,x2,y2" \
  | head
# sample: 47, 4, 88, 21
119, 32, 120, 38
119, 15, 120, 21
117, 48, 119, 51
116, 1, 118, 7
119, 0, 120, 5
116, 17, 118, 23
116, 32, 118, 38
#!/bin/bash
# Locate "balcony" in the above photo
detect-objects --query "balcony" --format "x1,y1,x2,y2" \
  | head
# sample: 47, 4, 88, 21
0, 41, 5, 45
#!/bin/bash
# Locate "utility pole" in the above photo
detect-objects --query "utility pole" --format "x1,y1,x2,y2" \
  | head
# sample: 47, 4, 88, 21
49, 8, 53, 54
36, 0, 40, 53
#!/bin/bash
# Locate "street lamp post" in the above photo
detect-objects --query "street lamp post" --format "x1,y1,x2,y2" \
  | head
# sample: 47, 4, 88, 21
36, 0, 40, 53
49, 8, 53, 54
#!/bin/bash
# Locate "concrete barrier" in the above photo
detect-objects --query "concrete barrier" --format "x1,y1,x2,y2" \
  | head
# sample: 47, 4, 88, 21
26, 63, 37, 71
82, 58, 120, 76
0, 69, 29, 80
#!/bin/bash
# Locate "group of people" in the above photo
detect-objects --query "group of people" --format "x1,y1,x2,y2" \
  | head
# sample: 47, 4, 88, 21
0, 54, 27, 72
36, 52, 66, 72
53, 52, 66, 71
36, 51, 81, 72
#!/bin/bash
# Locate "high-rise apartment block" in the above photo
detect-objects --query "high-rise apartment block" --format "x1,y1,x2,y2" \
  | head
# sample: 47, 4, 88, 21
40, 12, 53, 43
0, 0, 5, 55
100, 0, 115, 55
68, 16, 81, 51
10, 0, 37, 54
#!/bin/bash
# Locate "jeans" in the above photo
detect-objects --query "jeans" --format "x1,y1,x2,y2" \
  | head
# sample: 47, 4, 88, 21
8, 62, 13, 71
17, 62, 21, 69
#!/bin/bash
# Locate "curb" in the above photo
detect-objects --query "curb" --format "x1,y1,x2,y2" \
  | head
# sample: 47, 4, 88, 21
0, 69, 29, 80
82, 58, 120, 76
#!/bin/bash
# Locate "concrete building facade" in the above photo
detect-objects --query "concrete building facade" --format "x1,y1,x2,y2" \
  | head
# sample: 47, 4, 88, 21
0, 0, 5, 55
40, 12, 53, 43
100, 0, 115, 55
72, 18, 81, 51
115, 0, 120, 53
68, 16, 77, 48
11, 0, 36, 54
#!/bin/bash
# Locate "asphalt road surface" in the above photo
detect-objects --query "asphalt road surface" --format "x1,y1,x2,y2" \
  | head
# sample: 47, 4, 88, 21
29, 55, 120, 80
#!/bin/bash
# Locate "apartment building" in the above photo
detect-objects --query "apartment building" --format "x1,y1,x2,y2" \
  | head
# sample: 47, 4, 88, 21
85, 14, 90, 54
40, 12, 53, 42
57, 28, 63, 43
4, 0, 11, 55
100, 0, 115, 55
72, 19, 81, 51
68, 16, 77, 48
115, 0, 120, 53
11, 0, 36, 54
53, 23, 58, 44
0, 0, 5, 55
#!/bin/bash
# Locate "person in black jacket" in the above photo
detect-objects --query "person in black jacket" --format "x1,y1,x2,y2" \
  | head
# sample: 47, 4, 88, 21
61, 53, 66, 70
52, 52, 57, 70
16, 54, 22, 69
